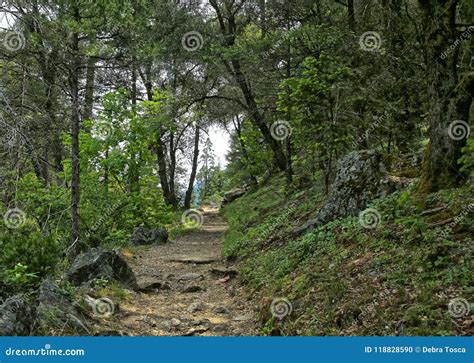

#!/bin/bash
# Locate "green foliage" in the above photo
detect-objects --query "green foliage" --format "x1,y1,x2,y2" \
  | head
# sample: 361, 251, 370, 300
0, 225, 61, 291
222, 175, 473, 336
460, 138, 474, 178
4, 263, 39, 287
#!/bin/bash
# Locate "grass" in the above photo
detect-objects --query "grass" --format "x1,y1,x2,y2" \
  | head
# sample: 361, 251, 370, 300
221, 174, 473, 336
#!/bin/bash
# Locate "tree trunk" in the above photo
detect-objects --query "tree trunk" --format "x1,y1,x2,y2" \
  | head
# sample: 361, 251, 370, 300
209, 0, 287, 172
168, 132, 178, 207
348, 0, 355, 31
233, 116, 258, 187
69, 16, 81, 261
83, 35, 96, 124
231, 59, 287, 171
417, 1, 473, 192
184, 124, 200, 209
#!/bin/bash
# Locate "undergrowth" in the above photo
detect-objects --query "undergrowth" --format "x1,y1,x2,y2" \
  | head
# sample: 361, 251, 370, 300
221, 175, 473, 336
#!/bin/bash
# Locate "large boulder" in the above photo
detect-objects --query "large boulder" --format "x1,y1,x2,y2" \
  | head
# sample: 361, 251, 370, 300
222, 188, 247, 206
67, 248, 138, 290
295, 150, 395, 234
36, 280, 91, 334
130, 226, 168, 245
0, 294, 34, 335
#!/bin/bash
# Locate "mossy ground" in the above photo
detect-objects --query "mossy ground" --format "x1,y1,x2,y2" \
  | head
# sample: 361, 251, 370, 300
221, 175, 473, 336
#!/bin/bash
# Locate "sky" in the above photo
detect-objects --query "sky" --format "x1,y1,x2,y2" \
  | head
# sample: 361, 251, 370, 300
208, 126, 230, 167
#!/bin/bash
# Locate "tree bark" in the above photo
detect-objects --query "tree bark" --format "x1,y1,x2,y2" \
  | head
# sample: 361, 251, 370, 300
69, 10, 81, 261
83, 35, 96, 124
348, 0, 355, 31
184, 124, 200, 209
417, 0, 473, 192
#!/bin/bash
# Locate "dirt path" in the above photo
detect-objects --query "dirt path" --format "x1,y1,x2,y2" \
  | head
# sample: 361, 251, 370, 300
110, 207, 258, 336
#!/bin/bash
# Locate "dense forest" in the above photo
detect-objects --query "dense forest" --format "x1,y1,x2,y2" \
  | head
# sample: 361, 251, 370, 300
0, 0, 472, 336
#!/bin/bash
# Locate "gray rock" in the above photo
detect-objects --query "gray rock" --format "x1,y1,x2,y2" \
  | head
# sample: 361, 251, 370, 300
178, 273, 204, 281
0, 294, 34, 336
233, 314, 252, 322
138, 280, 170, 292
94, 330, 129, 336
187, 302, 203, 313
181, 285, 203, 293
221, 188, 247, 206
130, 227, 168, 245
212, 324, 228, 333
209, 267, 238, 279
170, 318, 181, 327
294, 150, 395, 234
36, 280, 90, 334
213, 306, 230, 314
67, 248, 137, 290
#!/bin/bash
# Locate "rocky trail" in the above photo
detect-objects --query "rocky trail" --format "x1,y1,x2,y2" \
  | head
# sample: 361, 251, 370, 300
101, 207, 258, 336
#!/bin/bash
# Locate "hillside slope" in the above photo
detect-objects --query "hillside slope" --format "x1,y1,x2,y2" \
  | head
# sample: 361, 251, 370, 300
221, 176, 473, 336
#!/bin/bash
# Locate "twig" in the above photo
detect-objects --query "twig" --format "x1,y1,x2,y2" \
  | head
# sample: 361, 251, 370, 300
420, 204, 449, 216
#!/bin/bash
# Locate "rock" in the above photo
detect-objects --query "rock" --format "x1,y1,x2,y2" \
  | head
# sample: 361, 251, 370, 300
233, 314, 252, 322
187, 302, 203, 313
182, 326, 209, 336
0, 294, 34, 335
178, 273, 204, 281
294, 150, 395, 234
221, 188, 247, 206
94, 330, 128, 336
170, 318, 181, 327
213, 306, 230, 314
67, 248, 138, 290
130, 227, 168, 245
180, 285, 203, 293
168, 257, 220, 264
138, 280, 170, 292
37, 280, 90, 334
209, 267, 238, 279
212, 324, 228, 333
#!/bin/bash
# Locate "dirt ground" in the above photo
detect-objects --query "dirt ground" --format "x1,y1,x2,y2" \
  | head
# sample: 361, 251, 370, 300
100, 207, 259, 336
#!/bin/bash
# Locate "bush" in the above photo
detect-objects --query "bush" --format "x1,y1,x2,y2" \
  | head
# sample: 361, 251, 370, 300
0, 226, 62, 293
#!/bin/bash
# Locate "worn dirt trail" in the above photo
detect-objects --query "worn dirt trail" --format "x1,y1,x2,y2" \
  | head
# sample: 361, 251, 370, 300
109, 207, 258, 336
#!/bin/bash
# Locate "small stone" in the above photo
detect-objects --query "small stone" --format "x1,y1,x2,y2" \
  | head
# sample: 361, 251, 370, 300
213, 306, 230, 314
181, 285, 203, 293
182, 326, 209, 336
209, 268, 238, 278
233, 314, 252, 322
171, 318, 181, 327
212, 324, 228, 333
138, 280, 170, 292
187, 302, 203, 313
178, 273, 204, 281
